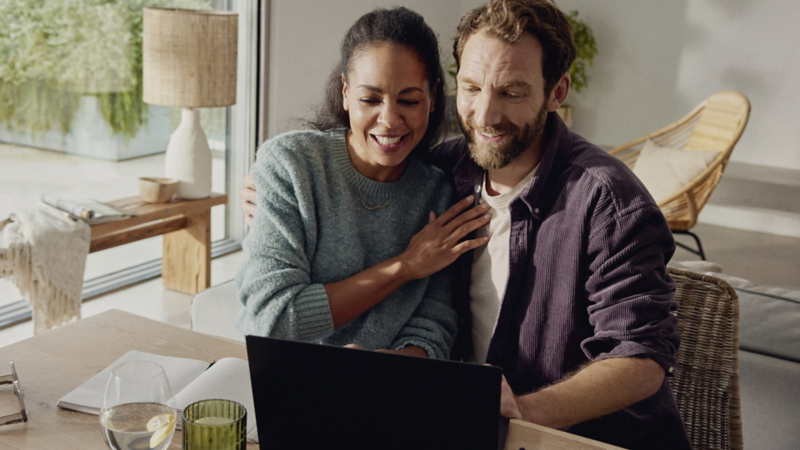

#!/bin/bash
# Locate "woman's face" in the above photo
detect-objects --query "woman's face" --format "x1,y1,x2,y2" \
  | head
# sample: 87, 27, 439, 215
343, 43, 434, 182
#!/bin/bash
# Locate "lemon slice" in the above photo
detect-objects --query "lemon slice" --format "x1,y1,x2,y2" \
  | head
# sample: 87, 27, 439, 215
147, 413, 176, 449
146, 413, 175, 432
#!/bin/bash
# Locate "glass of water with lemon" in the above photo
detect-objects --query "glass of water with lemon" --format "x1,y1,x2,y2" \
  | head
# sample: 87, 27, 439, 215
100, 361, 177, 450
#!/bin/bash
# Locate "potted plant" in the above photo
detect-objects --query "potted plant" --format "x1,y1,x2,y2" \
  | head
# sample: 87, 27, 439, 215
557, 10, 598, 127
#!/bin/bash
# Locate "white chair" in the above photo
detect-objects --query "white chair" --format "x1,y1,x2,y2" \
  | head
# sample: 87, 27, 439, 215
190, 280, 244, 342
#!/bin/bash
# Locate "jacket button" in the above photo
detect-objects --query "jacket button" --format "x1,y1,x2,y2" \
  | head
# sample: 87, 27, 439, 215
534, 208, 540, 214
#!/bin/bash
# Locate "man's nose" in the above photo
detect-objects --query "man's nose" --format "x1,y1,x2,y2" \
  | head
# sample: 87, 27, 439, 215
378, 103, 402, 128
473, 92, 501, 128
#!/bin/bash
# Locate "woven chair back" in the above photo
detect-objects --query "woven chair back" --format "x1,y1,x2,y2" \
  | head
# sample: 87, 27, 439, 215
610, 91, 750, 230
668, 267, 743, 450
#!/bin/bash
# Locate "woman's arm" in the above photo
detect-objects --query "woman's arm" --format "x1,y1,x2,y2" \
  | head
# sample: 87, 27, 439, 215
238, 142, 489, 340
236, 144, 330, 340
324, 196, 488, 329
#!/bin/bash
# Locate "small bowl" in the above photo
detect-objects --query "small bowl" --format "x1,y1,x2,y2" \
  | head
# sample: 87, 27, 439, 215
138, 177, 179, 203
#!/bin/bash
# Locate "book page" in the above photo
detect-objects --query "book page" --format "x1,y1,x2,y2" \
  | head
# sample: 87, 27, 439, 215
174, 357, 258, 441
57, 350, 211, 414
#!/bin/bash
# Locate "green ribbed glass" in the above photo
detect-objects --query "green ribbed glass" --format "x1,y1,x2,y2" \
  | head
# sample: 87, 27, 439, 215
182, 399, 246, 450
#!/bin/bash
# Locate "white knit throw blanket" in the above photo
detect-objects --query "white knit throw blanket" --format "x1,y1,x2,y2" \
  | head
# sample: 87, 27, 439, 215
0, 209, 90, 334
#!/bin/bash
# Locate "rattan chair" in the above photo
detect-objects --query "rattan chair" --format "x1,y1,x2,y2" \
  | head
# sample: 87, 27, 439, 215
610, 92, 750, 259
668, 267, 742, 450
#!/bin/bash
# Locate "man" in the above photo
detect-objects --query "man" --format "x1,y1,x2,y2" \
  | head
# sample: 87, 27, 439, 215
241, 1, 690, 448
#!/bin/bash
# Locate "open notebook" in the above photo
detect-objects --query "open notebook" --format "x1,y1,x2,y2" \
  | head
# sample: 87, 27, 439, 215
57, 350, 257, 442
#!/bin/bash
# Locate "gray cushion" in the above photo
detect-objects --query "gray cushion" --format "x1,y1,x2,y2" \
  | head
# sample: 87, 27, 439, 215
736, 287, 800, 362
739, 350, 800, 450
190, 280, 245, 342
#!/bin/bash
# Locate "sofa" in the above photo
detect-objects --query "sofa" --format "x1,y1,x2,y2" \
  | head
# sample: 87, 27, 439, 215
191, 267, 800, 450
686, 268, 800, 450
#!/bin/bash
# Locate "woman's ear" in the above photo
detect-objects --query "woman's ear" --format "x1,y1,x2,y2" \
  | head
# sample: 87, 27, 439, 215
341, 74, 349, 111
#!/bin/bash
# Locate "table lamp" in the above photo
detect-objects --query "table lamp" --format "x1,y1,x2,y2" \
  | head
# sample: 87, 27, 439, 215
143, 8, 238, 199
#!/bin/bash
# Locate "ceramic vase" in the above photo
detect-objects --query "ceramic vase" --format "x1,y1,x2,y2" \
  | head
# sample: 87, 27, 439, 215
164, 108, 212, 199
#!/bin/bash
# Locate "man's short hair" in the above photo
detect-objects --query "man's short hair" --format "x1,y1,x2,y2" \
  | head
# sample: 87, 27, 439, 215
453, 0, 577, 94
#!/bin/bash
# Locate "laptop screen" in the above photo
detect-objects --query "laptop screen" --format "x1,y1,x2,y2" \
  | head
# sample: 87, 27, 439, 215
246, 336, 502, 450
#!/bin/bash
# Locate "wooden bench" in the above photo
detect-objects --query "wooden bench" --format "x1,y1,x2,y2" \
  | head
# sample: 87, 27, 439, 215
89, 193, 227, 294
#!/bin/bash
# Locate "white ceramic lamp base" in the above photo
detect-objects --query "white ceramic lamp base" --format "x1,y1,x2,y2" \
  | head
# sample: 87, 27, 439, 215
164, 108, 212, 199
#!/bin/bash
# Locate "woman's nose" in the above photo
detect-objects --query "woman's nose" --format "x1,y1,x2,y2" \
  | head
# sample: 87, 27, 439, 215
377, 103, 401, 128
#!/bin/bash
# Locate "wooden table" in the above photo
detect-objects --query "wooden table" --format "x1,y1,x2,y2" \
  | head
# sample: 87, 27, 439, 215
0, 311, 621, 450
0, 310, 255, 450
89, 193, 227, 294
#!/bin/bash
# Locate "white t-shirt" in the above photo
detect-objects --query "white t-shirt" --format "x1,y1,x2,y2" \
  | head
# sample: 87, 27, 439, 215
468, 167, 537, 364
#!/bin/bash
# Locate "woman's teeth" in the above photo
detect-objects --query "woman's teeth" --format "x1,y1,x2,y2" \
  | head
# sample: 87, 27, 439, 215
374, 135, 403, 145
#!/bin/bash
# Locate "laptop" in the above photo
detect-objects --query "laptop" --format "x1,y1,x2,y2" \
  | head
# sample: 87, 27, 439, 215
246, 336, 505, 450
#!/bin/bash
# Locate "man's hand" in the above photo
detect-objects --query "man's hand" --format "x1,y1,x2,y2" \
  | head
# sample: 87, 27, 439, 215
240, 173, 257, 226
500, 374, 522, 419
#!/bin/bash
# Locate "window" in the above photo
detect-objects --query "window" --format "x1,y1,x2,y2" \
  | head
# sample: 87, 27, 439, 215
0, 0, 258, 321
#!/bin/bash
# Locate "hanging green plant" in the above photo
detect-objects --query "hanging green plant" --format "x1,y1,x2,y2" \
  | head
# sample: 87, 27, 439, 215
0, 0, 212, 141
566, 10, 598, 94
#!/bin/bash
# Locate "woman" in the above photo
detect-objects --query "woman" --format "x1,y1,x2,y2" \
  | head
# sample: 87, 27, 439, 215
236, 7, 489, 359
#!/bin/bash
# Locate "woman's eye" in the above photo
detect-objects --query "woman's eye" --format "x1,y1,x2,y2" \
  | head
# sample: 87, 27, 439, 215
399, 100, 420, 106
359, 98, 380, 104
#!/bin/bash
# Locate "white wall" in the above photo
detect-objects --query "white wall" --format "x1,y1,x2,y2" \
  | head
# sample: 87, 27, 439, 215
267, 0, 800, 171
557, 0, 800, 170
266, 0, 480, 140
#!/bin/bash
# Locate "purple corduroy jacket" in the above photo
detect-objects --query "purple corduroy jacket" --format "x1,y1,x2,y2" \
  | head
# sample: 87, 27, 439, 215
431, 113, 692, 450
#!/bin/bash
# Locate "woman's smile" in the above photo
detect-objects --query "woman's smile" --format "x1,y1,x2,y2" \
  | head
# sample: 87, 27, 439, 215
371, 133, 409, 151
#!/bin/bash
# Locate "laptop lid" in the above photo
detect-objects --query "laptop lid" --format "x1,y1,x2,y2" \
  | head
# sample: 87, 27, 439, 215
246, 336, 502, 450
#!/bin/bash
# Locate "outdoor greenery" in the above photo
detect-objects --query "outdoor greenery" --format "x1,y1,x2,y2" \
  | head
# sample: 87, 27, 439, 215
0, 0, 212, 140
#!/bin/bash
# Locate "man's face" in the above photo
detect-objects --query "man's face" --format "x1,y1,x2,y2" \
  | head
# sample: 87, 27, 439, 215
456, 31, 552, 170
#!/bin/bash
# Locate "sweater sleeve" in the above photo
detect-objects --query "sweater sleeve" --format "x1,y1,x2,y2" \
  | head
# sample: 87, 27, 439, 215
390, 265, 459, 359
235, 138, 334, 341
582, 197, 680, 375
390, 180, 459, 359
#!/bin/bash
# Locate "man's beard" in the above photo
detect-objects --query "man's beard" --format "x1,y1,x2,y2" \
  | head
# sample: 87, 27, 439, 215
458, 101, 548, 170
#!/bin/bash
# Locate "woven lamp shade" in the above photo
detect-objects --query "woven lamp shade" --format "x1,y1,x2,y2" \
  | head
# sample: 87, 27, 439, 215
143, 8, 237, 107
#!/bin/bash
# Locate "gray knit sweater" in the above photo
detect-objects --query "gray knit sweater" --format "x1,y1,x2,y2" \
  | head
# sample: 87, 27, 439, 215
236, 129, 458, 359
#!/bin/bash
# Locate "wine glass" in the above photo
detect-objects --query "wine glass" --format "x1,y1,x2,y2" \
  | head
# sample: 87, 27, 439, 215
100, 361, 178, 450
